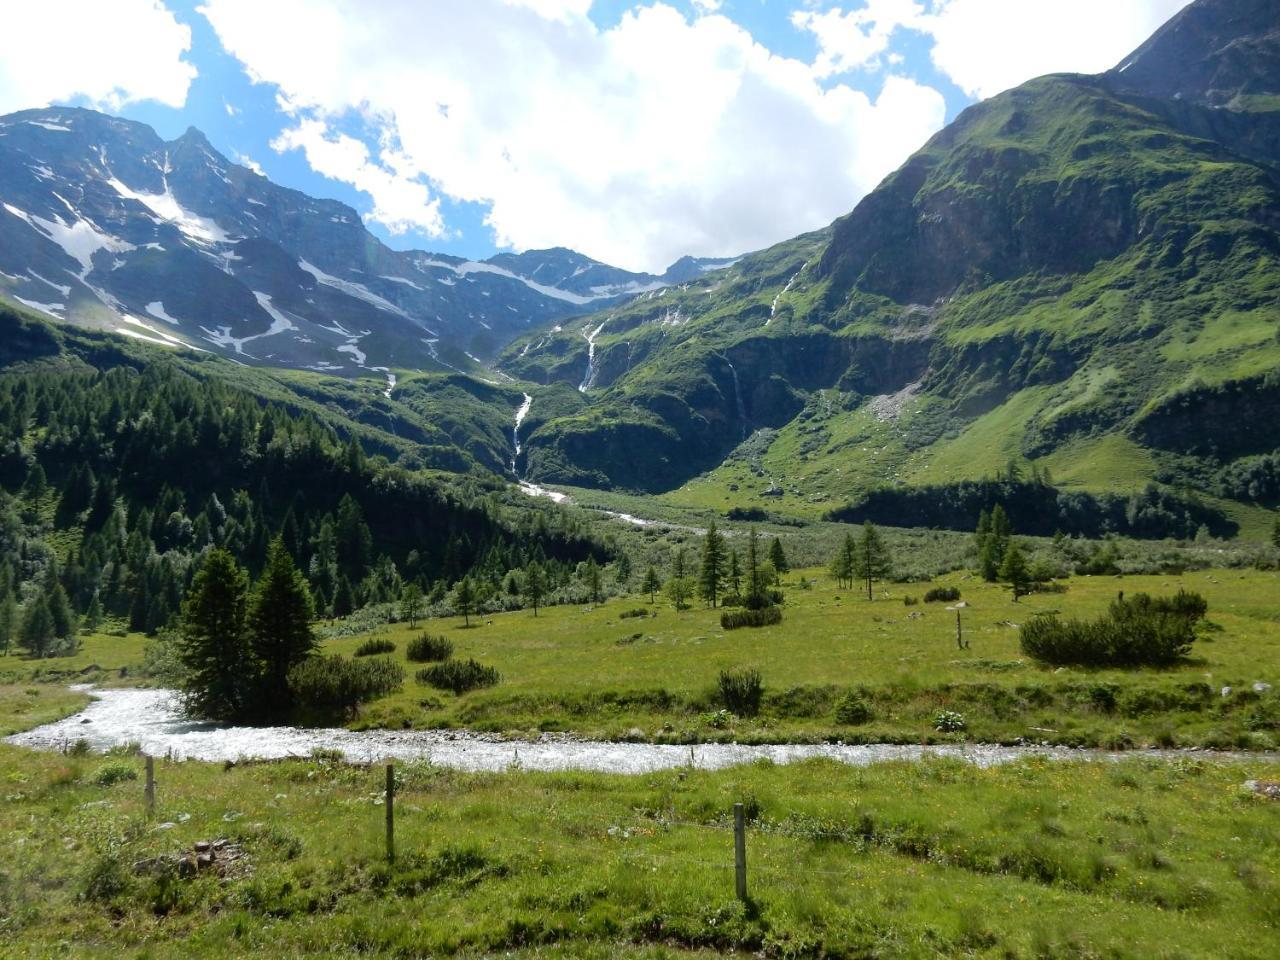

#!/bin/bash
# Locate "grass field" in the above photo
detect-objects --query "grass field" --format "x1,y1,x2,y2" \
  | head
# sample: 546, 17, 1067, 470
323, 567, 1280, 748
1, 679, 1277, 959
4, 567, 1279, 750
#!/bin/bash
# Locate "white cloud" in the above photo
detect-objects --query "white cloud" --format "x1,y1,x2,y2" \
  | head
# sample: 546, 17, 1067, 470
233, 151, 263, 176
200, 0, 945, 272
792, 0, 925, 78
923, 0, 1194, 99
0, 0, 195, 115
270, 120, 446, 237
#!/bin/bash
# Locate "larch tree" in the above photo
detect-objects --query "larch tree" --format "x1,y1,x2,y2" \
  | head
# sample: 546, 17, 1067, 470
698, 520, 727, 608
852, 521, 892, 601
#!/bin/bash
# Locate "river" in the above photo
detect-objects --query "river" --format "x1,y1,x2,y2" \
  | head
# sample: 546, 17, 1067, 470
5, 687, 1266, 773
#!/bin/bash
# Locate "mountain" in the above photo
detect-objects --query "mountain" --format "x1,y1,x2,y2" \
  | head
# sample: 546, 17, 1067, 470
0, 107, 730, 379
500, 0, 1280, 535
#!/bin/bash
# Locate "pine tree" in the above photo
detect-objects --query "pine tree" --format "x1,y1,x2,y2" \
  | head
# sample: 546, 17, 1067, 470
19, 597, 55, 658
852, 521, 892, 601
454, 576, 476, 627
247, 537, 317, 711
399, 582, 424, 627
727, 549, 742, 596
524, 561, 547, 615
178, 549, 251, 721
698, 520, 727, 608
641, 565, 661, 604
999, 539, 1031, 602
768, 537, 790, 574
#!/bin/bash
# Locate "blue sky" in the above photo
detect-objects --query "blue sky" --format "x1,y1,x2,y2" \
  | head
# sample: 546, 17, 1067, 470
0, 0, 1190, 271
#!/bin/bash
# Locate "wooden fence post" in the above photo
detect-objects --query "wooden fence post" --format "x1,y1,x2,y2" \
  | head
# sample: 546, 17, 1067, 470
385, 763, 395, 864
144, 755, 155, 814
733, 802, 747, 902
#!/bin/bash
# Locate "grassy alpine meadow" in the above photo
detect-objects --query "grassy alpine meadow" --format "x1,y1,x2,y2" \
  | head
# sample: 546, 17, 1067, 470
321, 566, 1280, 749
0, 675, 1278, 959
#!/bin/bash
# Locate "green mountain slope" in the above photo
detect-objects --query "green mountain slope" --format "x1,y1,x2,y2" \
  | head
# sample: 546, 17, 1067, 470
500, 0, 1280, 536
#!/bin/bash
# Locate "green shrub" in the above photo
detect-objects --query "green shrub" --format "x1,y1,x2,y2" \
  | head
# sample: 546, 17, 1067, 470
718, 668, 764, 717
924, 587, 961, 603
417, 658, 500, 694
902, 596, 919, 606
91, 762, 138, 786
720, 606, 782, 630
834, 693, 874, 725
618, 608, 650, 620
406, 633, 454, 662
934, 710, 966, 732
1020, 592, 1204, 667
287, 655, 404, 718
354, 637, 396, 657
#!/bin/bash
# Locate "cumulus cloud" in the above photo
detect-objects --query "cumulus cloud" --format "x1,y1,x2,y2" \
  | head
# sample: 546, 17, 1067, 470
792, 0, 925, 77
924, 0, 1193, 99
199, 0, 946, 272
0, 0, 195, 115
270, 120, 446, 237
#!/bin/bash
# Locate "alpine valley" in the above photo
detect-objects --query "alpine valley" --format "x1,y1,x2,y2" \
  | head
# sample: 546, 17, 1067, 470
1, 0, 1279, 536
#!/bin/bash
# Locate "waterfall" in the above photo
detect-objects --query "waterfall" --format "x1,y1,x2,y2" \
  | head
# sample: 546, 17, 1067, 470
578, 321, 607, 392
723, 356, 747, 439
511, 392, 533, 476
766, 260, 808, 326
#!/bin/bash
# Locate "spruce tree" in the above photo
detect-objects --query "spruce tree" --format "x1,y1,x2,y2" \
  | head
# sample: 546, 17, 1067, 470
614, 553, 632, 587
46, 581, 75, 640
852, 521, 892, 601
1273, 514, 1280, 549
831, 532, 856, 589
584, 557, 603, 604
179, 549, 251, 721
19, 597, 55, 658
248, 537, 317, 711
0, 588, 15, 656
744, 527, 769, 610
768, 537, 790, 574
698, 520, 727, 608
727, 548, 742, 596
641, 565, 661, 604
671, 547, 687, 579
999, 540, 1031, 601
524, 562, 547, 615
82, 591, 103, 632
979, 505, 1011, 581
332, 576, 356, 617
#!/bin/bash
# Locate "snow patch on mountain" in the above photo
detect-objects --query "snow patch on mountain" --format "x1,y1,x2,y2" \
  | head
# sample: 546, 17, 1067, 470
107, 175, 230, 245
298, 260, 412, 320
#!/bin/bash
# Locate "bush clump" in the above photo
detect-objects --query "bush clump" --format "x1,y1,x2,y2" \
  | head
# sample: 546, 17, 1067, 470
354, 637, 396, 657
721, 606, 782, 630
924, 587, 961, 603
718, 667, 764, 717
406, 633, 454, 663
1020, 591, 1206, 667
91, 762, 139, 786
618, 608, 651, 620
287, 655, 404, 718
834, 693, 874, 726
416, 658, 500, 694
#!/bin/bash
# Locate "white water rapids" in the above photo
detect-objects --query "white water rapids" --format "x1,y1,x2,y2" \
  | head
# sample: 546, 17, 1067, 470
5, 687, 1265, 773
